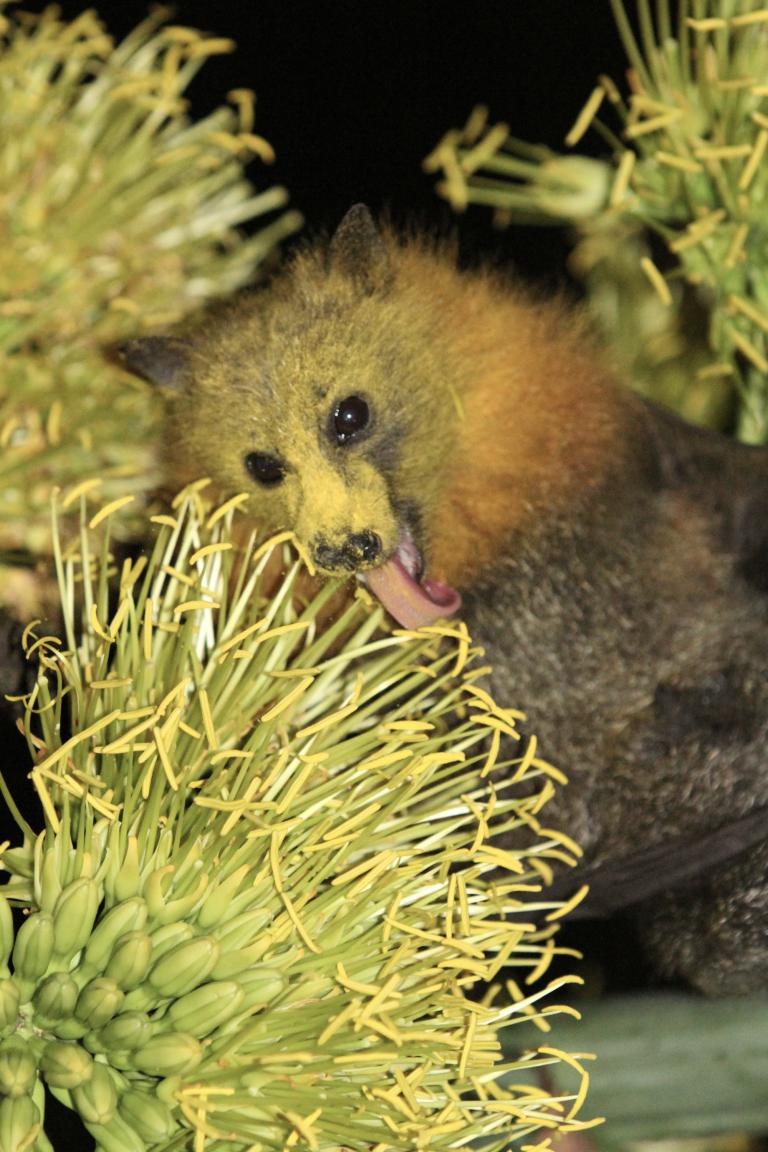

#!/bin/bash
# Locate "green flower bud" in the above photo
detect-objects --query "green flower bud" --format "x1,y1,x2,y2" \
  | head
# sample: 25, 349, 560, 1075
536, 155, 612, 222
97, 1012, 154, 1053
242, 1070, 271, 1093
75, 978, 125, 1029
29, 1077, 51, 1152
118, 1088, 178, 1142
294, 973, 334, 1001
119, 988, 153, 1014
36, 849, 63, 914
11, 912, 54, 986
96, 1050, 135, 1073
0, 1038, 38, 1098
236, 967, 287, 1011
0, 899, 13, 977
155, 1074, 181, 1105
0, 1092, 40, 1152
0, 850, 33, 885
71, 1061, 118, 1126
40, 1040, 93, 1090
52, 878, 100, 960
119, 926, 196, 1012
81, 1031, 106, 1057
104, 931, 151, 991
195, 866, 250, 930
164, 980, 244, 1038
210, 907, 271, 951
112, 837, 142, 904
51, 1018, 87, 1041
147, 936, 219, 999
85, 1113, 145, 1152
146, 922, 195, 964
33, 971, 79, 1024
209, 940, 271, 980
145, 868, 208, 925
0, 980, 20, 1034
129, 1032, 202, 1077
82, 898, 148, 975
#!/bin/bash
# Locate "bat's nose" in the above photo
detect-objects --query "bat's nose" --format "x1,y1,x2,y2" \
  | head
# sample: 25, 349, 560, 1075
313, 531, 382, 572
348, 530, 382, 563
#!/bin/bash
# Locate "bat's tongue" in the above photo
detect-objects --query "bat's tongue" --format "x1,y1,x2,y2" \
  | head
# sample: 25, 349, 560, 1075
364, 549, 461, 629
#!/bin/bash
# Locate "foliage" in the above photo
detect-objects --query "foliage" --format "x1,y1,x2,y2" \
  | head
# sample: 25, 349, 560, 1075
0, 2, 300, 592
425, 2, 768, 441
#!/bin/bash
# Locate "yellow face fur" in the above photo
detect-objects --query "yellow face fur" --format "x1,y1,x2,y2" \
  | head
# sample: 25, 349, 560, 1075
125, 206, 622, 592
158, 225, 461, 577
186, 346, 404, 570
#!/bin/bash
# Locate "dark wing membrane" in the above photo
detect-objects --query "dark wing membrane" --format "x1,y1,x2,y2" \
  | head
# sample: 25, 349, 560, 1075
638, 396, 768, 591
548, 804, 768, 919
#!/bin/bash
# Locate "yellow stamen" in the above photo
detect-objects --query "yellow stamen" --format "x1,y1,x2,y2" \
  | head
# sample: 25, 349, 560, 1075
34, 711, 122, 775
88, 495, 136, 528
143, 598, 154, 663
640, 256, 672, 306
625, 110, 683, 138
545, 884, 589, 922
654, 150, 702, 174
739, 129, 768, 191
609, 149, 635, 207
685, 16, 727, 30
198, 689, 217, 748
565, 87, 605, 147
153, 727, 179, 790
731, 8, 768, 25
729, 326, 768, 373
173, 599, 220, 616
261, 676, 314, 723
61, 476, 103, 509
206, 491, 251, 527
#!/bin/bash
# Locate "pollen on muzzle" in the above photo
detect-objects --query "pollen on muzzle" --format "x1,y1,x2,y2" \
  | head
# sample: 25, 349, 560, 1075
312, 531, 382, 571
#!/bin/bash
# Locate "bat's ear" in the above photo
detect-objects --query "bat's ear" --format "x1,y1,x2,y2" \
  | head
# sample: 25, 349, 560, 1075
119, 336, 191, 389
329, 204, 391, 292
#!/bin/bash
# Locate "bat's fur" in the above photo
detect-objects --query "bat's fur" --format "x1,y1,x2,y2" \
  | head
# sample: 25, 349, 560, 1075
123, 207, 768, 994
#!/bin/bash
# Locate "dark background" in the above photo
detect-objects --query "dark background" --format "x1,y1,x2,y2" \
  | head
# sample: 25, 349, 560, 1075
24, 0, 628, 283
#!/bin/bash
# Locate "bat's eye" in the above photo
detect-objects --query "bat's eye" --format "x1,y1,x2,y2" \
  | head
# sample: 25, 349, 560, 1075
244, 452, 286, 487
333, 395, 370, 444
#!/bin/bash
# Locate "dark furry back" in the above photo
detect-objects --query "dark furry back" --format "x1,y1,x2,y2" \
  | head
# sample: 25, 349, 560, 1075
465, 396, 768, 994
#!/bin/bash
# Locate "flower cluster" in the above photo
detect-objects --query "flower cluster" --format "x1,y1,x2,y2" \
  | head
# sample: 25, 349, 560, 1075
425, 2, 768, 441
0, 3, 300, 597
0, 487, 594, 1151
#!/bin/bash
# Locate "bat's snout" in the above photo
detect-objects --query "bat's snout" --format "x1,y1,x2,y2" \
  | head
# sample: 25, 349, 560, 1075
311, 530, 383, 573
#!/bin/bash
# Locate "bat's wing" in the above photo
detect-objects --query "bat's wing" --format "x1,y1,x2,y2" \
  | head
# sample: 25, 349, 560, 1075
638, 396, 768, 591
548, 803, 768, 919
543, 399, 768, 920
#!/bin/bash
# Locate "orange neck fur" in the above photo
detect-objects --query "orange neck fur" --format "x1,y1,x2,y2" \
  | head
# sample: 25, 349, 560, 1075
396, 253, 628, 589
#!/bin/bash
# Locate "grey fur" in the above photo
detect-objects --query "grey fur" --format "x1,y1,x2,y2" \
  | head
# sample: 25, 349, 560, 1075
465, 402, 768, 994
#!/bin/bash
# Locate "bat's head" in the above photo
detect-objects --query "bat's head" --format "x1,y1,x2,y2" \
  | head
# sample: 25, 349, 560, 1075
122, 205, 462, 627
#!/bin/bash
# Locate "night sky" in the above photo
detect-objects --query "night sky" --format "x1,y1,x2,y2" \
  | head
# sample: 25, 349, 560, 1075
24, 0, 628, 282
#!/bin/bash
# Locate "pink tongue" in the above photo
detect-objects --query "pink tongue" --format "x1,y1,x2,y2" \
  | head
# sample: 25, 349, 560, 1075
365, 555, 462, 629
